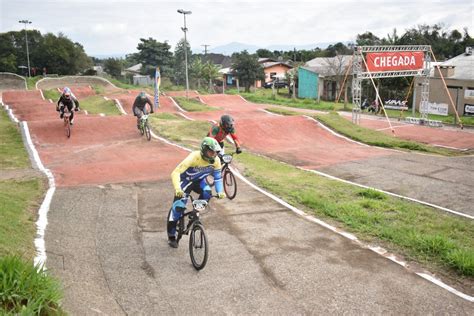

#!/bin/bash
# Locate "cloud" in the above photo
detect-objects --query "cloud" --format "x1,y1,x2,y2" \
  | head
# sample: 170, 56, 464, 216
1, 0, 472, 55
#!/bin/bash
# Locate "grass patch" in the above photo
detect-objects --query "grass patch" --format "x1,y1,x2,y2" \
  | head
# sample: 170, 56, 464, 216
264, 107, 301, 116
174, 96, 219, 112
149, 113, 210, 145
0, 179, 44, 258
91, 84, 105, 94
42, 89, 60, 101
80, 95, 121, 116
226, 88, 351, 111
152, 116, 474, 277
0, 255, 64, 314
25, 76, 43, 90
315, 112, 461, 156
0, 111, 30, 169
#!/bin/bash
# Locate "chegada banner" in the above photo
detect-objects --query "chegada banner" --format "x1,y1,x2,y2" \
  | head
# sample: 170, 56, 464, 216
366, 51, 424, 72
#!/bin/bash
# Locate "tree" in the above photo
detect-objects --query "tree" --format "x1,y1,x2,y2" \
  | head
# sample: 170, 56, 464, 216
256, 49, 274, 58
103, 58, 123, 78
190, 57, 205, 89
136, 37, 172, 77
201, 61, 221, 92
356, 31, 382, 46
172, 38, 192, 85
231, 51, 265, 92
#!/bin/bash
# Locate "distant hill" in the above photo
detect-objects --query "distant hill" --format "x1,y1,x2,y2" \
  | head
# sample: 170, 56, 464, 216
208, 41, 341, 55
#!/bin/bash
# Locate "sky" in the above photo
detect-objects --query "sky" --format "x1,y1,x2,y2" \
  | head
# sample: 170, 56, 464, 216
1, 0, 472, 56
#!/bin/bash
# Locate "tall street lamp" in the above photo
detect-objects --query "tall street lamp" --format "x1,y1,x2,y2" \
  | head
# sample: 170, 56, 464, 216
19, 20, 32, 77
177, 9, 192, 98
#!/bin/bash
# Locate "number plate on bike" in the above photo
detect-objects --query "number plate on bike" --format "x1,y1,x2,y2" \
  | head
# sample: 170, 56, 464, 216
192, 200, 208, 212
222, 154, 232, 163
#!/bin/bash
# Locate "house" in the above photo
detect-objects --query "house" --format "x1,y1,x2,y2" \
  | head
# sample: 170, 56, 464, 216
413, 48, 474, 117
297, 67, 320, 100
200, 53, 233, 68
304, 55, 352, 101
256, 59, 293, 88
123, 63, 142, 75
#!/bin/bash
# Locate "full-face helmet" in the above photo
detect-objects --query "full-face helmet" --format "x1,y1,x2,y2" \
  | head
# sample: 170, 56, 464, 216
200, 137, 222, 164
220, 114, 234, 133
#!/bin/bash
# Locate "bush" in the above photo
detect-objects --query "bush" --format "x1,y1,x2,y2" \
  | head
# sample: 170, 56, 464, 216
0, 256, 64, 314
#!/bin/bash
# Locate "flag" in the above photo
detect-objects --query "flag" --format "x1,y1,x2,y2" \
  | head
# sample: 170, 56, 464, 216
154, 67, 161, 110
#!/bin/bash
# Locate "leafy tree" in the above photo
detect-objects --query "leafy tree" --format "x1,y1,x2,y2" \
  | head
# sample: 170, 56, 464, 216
136, 37, 172, 77
356, 31, 382, 46
103, 58, 123, 78
190, 57, 205, 89
172, 38, 192, 85
0, 30, 92, 75
231, 51, 265, 92
256, 49, 274, 58
201, 61, 221, 92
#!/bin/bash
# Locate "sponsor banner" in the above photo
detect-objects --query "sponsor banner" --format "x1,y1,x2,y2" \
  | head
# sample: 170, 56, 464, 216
154, 67, 161, 109
383, 99, 408, 110
421, 102, 449, 116
366, 51, 424, 72
464, 89, 474, 99
464, 104, 474, 116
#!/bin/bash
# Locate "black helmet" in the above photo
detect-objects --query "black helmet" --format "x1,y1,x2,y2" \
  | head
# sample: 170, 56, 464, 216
220, 115, 234, 133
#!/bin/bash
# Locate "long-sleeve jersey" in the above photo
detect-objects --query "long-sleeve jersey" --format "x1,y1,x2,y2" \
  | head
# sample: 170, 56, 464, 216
57, 94, 79, 108
171, 151, 223, 193
208, 124, 241, 148
132, 96, 154, 110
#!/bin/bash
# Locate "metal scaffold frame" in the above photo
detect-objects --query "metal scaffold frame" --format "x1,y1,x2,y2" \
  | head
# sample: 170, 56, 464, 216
352, 45, 432, 128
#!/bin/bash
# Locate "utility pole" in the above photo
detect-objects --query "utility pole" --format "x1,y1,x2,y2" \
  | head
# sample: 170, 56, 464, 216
19, 19, 32, 77
201, 44, 210, 55
177, 9, 192, 99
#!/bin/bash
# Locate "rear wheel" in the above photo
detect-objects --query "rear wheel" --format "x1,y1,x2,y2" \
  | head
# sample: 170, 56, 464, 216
189, 223, 208, 270
145, 121, 151, 141
223, 169, 237, 200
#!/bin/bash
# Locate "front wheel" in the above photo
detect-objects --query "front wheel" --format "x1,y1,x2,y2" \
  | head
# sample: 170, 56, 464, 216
144, 121, 151, 141
189, 223, 208, 270
64, 117, 71, 138
223, 169, 237, 200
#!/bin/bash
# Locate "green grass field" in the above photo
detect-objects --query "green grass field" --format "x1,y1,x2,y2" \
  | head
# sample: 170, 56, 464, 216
0, 111, 30, 169
80, 95, 121, 115
173, 96, 220, 112
0, 106, 63, 314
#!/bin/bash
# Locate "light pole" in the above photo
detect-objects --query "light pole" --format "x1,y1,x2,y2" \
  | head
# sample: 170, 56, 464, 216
19, 20, 32, 77
177, 9, 192, 98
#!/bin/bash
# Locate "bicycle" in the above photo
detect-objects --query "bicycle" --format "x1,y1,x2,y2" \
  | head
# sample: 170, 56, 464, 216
168, 194, 216, 270
138, 114, 151, 141
206, 153, 237, 200
63, 107, 72, 138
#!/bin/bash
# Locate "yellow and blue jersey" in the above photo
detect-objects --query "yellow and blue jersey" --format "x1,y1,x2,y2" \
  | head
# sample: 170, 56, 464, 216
171, 151, 223, 193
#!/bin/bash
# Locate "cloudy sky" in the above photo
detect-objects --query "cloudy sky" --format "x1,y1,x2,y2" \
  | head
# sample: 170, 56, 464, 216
1, 0, 472, 56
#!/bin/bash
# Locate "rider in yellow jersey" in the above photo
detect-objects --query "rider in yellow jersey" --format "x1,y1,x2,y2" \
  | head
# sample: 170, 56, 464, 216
167, 137, 226, 248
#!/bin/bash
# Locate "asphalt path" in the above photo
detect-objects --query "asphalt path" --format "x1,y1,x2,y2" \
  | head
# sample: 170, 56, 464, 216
45, 180, 473, 314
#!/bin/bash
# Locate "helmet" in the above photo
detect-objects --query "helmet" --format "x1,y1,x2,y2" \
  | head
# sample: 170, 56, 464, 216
200, 137, 221, 163
138, 91, 147, 100
220, 114, 234, 133
63, 87, 71, 100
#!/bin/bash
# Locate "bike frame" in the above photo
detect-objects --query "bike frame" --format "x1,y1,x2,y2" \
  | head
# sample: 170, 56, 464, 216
176, 195, 211, 239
